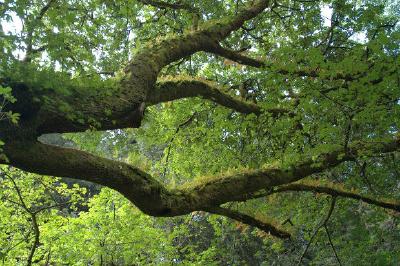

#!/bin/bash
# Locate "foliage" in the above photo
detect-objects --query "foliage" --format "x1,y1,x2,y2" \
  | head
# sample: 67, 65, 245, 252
1, 0, 400, 265
0, 167, 86, 265
0, 85, 18, 160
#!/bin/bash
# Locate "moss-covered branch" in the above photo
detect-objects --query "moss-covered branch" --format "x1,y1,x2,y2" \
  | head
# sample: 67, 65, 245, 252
177, 136, 400, 211
3, 0, 271, 137
2, 140, 174, 216
3, 129, 399, 218
147, 76, 288, 115
2, 136, 398, 235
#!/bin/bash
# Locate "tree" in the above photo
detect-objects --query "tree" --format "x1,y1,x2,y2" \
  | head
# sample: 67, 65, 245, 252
0, 0, 399, 248
0, 167, 86, 265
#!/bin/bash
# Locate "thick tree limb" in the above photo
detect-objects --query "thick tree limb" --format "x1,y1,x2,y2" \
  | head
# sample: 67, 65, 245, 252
178, 137, 400, 211
1, 78, 149, 135
4, 0, 271, 137
2, 136, 399, 237
2, 140, 174, 216
2, 136, 399, 217
130, 0, 270, 72
147, 76, 289, 115
206, 206, 291, 239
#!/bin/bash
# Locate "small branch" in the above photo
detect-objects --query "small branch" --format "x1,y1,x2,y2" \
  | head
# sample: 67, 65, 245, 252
137, 0, 199, 13
358, 161, 376, 193
343, 113, 354, 152
3, 198, 27, 209
325, 224, 342, 266
205, 43, 265, 68
297, 197, 336, 266
27, 213, 40, 266
24, 0, 56, 62
4, 172, 40, 266
203, 44, 387, 88
37, 0, 56, 21
206, 206, 291, 239
6, 173, 31, 213
33, 202, 68, 215
162, 112, 196, 177
282, 217, 294, 226
272, 181, 400, 212
31, 45, 48, 54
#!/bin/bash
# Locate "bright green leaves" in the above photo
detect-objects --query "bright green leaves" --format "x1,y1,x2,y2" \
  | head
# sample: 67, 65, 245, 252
0, 0, 398, 264
38, 187, 173, 265
0, 84, 18, 160
0, 85, 18, 123
0, 167, 87, 265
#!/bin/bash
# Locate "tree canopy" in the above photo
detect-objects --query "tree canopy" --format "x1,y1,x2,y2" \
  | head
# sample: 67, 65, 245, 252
0, 0, 399, 264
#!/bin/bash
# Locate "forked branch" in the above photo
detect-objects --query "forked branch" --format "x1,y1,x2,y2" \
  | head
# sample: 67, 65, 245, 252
297, 197, 336, 265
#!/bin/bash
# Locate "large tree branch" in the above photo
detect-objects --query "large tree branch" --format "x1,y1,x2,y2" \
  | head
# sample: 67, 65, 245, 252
124, 0, 271, 73
2, 140, 292, 235
2, 140, 174, 216
147, 76, 289, 116
4, 0, 271, 137
177, 136, 400, 211
3, 135, 399, 217
2, 135, 398, 221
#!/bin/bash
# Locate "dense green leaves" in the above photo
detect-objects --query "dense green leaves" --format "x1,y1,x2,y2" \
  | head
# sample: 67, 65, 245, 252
1, 0, 399, 264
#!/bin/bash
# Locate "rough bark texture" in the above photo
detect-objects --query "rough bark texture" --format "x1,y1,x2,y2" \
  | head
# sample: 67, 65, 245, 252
3, 136, 399, 218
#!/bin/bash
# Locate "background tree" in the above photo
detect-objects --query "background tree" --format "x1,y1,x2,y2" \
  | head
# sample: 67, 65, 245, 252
0, 0, 399, 264
0, 167, 86, 265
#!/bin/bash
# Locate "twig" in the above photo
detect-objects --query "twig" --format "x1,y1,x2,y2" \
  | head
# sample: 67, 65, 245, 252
7, 173, 30, 212
162, 112, 197, 177
325, 224, 342, 266
297, 197, 336, 265
24, 0, 56, 62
